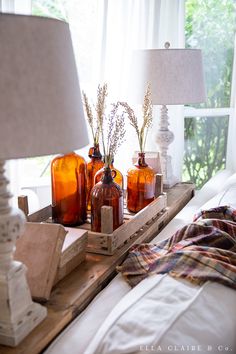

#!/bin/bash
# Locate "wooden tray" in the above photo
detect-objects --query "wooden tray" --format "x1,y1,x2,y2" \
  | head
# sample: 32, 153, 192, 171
19, 193, 167, 256
81, 193, 167, 255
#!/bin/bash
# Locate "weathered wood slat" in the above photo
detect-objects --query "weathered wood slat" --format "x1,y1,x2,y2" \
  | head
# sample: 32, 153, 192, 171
27, 205, 52, 223
18, 195, 29, 217
111, 194, 167, 253
155, 174, 163, 197
54, 251, 86, 285
101, 206, 113, 234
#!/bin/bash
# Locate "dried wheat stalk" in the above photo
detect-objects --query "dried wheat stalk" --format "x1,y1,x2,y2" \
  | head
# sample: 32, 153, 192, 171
82, 83, 108, 146
119, 83, 153, 152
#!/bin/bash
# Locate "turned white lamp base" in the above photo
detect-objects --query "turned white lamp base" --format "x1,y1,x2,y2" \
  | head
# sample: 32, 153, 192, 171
156, 105, 179, 188
163, 155, 178, 188
0, 161, 47, 347
0, 261, 47, 347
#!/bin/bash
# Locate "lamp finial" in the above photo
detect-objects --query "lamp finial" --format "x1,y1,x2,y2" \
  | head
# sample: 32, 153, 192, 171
164, 42, 170, 49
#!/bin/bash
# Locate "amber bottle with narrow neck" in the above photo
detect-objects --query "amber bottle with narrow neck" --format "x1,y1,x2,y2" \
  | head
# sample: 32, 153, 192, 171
91, 166, 123, 232
51, 152, 87, 226
87, 144, 104, 211
127, 152, 155, 213
94, 159, 123, 190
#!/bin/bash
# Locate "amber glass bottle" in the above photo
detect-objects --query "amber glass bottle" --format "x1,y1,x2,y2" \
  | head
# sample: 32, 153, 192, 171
87, 144, 104, 211
94, 160, 123, 190
51, 152, 87, 226
127, 152, 155, 213
91, 166, 123, 232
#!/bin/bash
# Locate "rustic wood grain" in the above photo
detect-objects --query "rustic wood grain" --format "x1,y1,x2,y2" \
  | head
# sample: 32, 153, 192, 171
54, 251, 86, 285
59, 228, 87, 267
155, 174, 163, 197
53, 228, 88, 285
14, 222, 66, 301
27, 205, 51, 223
101, 206, 113, 234
1, 183, 194, 354
18, 195, 29, 217
110, 193, 167, 252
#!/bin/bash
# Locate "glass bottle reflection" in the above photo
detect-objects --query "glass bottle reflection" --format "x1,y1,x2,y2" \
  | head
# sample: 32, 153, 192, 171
51, 152, 87, 226
91, 166, 123, 232
127, 152, 155, 213
94, 159, 123, 190
87, 144, 104, 211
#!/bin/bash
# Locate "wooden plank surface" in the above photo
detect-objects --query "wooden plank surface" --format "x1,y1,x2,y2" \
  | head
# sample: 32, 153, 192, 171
0, 183, 194, 354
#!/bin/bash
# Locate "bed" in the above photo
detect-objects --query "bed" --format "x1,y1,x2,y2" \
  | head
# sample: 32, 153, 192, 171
45, 169, 236, 354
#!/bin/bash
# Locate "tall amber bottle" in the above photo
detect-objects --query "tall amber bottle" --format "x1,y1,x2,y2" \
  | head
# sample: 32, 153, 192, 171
91, 166, 123, 232
51, 152, 87, 226
94, 160, 123, 190
127, 152, 155, 213
87, 144, 104, 211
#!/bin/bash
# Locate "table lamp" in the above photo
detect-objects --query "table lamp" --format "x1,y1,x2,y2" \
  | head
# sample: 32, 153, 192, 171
131, 43, 206, 187
0, 14, 88, 346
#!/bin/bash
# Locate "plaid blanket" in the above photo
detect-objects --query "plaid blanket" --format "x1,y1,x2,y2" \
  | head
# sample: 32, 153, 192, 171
117, 206, 236, 288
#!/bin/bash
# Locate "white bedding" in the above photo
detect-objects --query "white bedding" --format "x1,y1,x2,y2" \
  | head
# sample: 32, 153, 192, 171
45, 170, 236, 354
86, 275, 236, 354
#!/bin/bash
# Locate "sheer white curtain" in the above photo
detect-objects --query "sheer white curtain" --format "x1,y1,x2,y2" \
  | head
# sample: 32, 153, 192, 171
86, 0, 185, 178
226, 33, 236, 172
97, 0, 161, 99
1, 0, 30, 13
0, 0, 14, 12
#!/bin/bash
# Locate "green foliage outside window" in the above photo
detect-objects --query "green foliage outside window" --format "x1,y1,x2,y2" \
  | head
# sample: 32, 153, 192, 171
183, 0, 236, 188
184, 116, 229, 188
186, 0, 236, 108
32, 0, 68, 20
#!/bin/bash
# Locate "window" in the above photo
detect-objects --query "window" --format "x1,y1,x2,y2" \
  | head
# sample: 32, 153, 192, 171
183, 0, 236, 188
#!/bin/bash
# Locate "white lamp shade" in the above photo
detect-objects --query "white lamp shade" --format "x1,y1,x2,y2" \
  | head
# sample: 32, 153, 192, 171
0, 14, 89, 159
130, 48, 206, 105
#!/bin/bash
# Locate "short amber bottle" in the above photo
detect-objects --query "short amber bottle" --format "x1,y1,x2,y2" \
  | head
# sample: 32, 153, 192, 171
87, 144, 104, 211
127, 152, 155, 213
91, 166, 123, 232
94, 160, 123, 190
51, 152, 87, 226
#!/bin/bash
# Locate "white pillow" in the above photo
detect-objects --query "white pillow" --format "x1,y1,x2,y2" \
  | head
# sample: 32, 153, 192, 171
220, 172, 236, 191
85, 275, 236, 354
199, 184, 236, 211
195, 169, 233, 202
